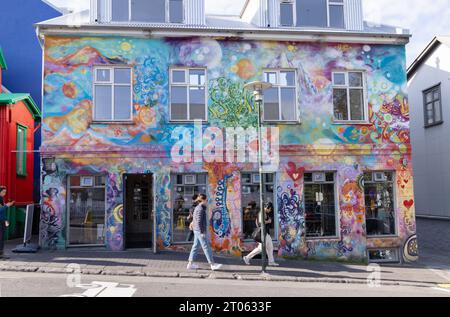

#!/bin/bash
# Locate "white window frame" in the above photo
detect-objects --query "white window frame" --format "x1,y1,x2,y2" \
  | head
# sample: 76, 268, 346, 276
169, 67, 208, 122
284, 0, 345, 28
327, 0, 345, 28
93, 66, 133, 122
332, 70, 368, 123
108, 0, 185, 23
279, 0, 296, 27
263, 69, 298, 123
303, 171, 340, 240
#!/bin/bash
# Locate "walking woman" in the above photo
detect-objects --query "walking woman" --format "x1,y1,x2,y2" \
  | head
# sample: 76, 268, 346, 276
0, 186, 15, 260
187, 194, 222, 271
243, 201, 279, 266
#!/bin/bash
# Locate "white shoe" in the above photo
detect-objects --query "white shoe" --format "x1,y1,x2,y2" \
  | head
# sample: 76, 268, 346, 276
243, 256, 250, 265
187, 262, 199, 270
210, 263, 223, 271
268, 262, 279, 267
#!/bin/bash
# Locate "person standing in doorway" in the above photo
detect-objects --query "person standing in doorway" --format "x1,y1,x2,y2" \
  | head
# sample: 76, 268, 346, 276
243, 201, 279, 266
0, 186, 15, 260
187, 194, 222, 271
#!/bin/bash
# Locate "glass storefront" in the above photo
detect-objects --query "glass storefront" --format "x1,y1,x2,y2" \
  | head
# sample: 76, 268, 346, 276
68, 175, 106, 246
172, 174, 207, 243
364, 171, 396, 236
241, 173, 276, 239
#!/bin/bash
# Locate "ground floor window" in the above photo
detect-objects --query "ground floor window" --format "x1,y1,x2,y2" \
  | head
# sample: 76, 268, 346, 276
68, 175, 106, 246
172, 173, 207, 243
241, 173, 276, 240
364, 171, 396, 236
304, 172, 337, 238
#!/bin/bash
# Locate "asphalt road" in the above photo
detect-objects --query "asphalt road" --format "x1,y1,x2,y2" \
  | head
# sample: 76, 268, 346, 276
0, 271, 448, 297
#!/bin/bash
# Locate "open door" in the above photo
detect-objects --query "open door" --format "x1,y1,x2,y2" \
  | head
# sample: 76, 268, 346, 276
124, 174, 154, 249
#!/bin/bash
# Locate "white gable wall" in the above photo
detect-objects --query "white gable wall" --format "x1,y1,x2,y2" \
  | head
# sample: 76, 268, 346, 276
408, 43, 450, 218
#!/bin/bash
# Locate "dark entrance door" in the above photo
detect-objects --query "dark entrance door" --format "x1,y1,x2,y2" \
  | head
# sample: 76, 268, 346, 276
124, 174, 153, 249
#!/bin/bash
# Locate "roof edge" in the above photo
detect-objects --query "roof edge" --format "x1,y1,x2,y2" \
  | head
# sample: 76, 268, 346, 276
0, 93, 42, 121
0, 48, 7, 70
407, 36, 441, 81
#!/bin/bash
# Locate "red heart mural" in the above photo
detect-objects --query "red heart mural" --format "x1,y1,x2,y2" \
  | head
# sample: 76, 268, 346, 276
403, 200, 414, 209
286, 162, 305, 182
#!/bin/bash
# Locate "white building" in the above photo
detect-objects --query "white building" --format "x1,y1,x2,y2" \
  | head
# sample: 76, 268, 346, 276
408, 36, 450, 220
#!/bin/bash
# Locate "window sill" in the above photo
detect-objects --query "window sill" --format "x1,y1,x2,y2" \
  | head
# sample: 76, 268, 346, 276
262, 120, 301, 125
424, 121, 444, 128
169, 120, 209, 124
91, 121, 135, 125
306, 236, 340, 241
332, 120, 372, 126
367, 235, 398, 239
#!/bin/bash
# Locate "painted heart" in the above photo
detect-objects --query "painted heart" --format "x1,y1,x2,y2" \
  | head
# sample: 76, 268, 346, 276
404, 200, 414, 209
401, 185, 405, 189
286, 162, 305, 182
404, 179, 409, 184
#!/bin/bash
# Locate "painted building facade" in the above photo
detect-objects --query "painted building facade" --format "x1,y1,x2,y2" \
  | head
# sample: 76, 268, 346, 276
36, 0, 418, 263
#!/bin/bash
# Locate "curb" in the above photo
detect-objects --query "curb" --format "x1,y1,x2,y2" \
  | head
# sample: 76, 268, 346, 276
0, 264, 434, 288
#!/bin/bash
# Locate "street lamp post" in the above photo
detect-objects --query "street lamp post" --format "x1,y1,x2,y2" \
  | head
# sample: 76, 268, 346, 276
244, 81, 272, 274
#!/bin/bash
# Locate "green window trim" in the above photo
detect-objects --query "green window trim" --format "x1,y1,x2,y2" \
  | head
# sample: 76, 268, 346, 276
16, 124, 27, 177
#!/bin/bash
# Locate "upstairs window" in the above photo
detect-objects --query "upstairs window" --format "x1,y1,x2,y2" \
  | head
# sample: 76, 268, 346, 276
280, 1, 294, 27
16, 124, 27, 176
332, 71, 367, 122
423, 84, 443, 127
170, 68, 207, 121
111, 0, 184, 23
263, 70, 298, 122
93, 67, 133, 122
295, 0, 345, 28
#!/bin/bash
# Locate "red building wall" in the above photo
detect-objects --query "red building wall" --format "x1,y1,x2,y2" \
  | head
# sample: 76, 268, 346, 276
0, 100, 35, 206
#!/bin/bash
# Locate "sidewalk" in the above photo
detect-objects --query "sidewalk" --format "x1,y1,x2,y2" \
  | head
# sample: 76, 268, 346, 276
1, 239, 448, 287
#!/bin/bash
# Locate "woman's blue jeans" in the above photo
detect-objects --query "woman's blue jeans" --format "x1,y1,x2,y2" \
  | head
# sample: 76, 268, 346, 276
188, 231, 214, 264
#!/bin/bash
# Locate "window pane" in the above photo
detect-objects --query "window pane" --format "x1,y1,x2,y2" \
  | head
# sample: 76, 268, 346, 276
114, 86, 132, 120
333, 73, 346, 85
172, 70, 186, 83
111, 0, 129, 22
350, 89, 364, 120
329, 4, 345, 28
296, 0, 328, 27
95, 85, 112, 120
433, 89, 440, 100
189, 69, 206, 86
131, 0, 165, 22
280, 71, 295, 86
364, 180, 396, 236
69, 186, 106, 245
280, 2, 294, 26
171, 86, 188, 120
96, 69, 111, 82
264, 88, 280, 121
264, 72, 277, 85
115, 68, 131, 84
349, 72, 363, 87
281, 87, 296, 121
434, 101, 442, 122
333, 88, 348, 120
189, 87, 206, 120
305, 183, 336, 237
169, 0, 184, 23
426, 92, 433, 103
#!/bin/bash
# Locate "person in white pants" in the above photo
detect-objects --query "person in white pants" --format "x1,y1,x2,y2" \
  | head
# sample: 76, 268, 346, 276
243, 202, 279, 266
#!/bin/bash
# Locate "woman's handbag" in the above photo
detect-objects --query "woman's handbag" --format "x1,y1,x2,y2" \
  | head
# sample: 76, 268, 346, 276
251, 226, 262, 243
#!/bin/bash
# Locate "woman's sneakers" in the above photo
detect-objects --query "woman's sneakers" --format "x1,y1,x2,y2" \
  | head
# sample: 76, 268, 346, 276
186, 262, 199, 270
268, 262, 279, 267
210, 263, 223, 271
242, 255, 250, 265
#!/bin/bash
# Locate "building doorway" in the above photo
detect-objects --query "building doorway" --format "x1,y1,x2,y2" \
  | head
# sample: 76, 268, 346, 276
124, 174, 154, 249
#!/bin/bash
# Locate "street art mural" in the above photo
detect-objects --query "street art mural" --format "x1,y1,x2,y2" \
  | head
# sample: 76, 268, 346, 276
40, 36, 416, 262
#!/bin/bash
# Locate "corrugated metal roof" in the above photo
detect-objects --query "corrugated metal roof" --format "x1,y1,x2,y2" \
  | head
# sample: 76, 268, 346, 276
36, 9, 409, 38
0, 93, 41, 120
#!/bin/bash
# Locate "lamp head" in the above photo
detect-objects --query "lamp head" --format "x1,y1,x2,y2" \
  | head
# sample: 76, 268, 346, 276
244, 81, 272, 103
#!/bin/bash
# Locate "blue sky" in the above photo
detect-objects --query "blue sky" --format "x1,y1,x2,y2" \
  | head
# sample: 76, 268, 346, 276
48, 0, 450, 66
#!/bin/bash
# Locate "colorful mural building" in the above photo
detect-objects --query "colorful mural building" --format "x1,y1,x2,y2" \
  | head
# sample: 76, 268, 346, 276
0, 47, 42, 239
36, 0, 418, 263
